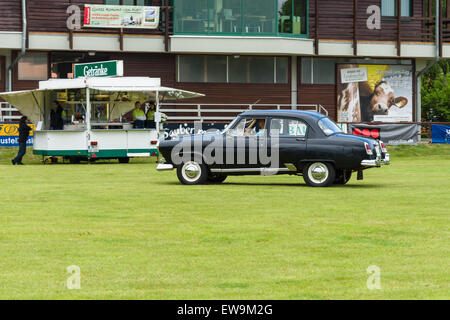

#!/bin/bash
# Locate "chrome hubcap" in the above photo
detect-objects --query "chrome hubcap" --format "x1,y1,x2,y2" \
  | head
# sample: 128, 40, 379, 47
182, 161, 201, 182
308, 162, 329, 184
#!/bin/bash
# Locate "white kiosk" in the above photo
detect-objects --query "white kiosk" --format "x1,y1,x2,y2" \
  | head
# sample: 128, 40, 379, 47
0, 76, 203, 163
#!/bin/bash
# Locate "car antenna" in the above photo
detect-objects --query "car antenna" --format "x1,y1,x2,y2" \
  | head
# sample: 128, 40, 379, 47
249, 99, 261, 111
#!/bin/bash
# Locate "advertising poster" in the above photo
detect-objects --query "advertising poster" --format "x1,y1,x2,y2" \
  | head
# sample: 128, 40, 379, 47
0, 123, 35, 147
84, 5, 160, 29
337, 64, 413, 123
431, 124, 450, 144
349, 123, 419, 145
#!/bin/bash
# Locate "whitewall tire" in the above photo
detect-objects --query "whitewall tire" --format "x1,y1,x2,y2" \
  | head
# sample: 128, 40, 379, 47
177, 160, 208, 185
303, 162, 335, 187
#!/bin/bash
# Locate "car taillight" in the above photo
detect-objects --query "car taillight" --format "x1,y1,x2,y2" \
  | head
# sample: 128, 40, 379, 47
380, 141, 387, 153
364, 142, 373, 155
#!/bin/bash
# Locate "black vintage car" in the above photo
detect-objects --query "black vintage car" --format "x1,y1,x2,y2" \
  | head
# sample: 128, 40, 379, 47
157, 110, 389, 187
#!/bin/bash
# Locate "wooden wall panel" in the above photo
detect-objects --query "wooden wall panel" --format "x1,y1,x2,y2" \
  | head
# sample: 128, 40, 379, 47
110, 52, 176, 86
310, 0, 426, 42
0, 0, 22, 32
298, 85, 336, 120
26, 0, 166, 34
110, 52, 292, 105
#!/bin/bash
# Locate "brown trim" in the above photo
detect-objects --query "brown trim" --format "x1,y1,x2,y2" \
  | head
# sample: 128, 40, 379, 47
412, 59, 416, 122
25, 0, 30, 49
164, 0, 169, 52
69, 29, 74, 50
315, 0, 319, 55
447, 0, 450, 19
397, 0, 401, 56
119, 28, 124, 51
439, 0, 443, 57
353, 0, 357, 56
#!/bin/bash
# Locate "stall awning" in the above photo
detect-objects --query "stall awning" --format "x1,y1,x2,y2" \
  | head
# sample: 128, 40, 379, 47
0, 89, 46, 123
0, 77, 204, 123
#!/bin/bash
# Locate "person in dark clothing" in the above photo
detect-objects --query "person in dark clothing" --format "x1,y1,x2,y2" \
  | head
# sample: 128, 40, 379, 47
12, 116, 32, 165
50, 100, 64, 130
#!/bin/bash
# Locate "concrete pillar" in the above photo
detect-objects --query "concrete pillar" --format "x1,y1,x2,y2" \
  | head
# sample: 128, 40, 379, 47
291, 55, 297, 109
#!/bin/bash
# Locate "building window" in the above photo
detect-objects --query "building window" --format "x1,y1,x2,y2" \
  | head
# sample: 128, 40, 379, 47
381, 0, 412, 17
18, 53, 48, 81
174, 0, 308, 37
278, 0, 308, 35
105, 0, 152, 5
301, 58, 335, 85
178, 55, 288, 84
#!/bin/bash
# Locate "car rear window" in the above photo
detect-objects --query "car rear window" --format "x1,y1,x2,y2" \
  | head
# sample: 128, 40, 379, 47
318, 118, 343, 136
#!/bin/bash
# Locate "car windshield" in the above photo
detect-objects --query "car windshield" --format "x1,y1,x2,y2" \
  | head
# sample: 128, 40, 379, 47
222, 117, 240, 135
318, 117, 343, 136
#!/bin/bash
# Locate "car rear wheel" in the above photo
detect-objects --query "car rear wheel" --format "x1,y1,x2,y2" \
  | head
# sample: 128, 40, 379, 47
207, 173, 227, 184
303, 162, 335, 187
177, 160, 208, 185
334, 170, 352, 185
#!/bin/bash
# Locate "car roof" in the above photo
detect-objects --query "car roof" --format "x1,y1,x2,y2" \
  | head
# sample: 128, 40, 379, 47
240, 109, 326, 120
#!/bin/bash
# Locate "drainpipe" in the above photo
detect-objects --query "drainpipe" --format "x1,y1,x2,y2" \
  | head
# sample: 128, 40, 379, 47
7, 0, 27, 92
415, 0, 440, 126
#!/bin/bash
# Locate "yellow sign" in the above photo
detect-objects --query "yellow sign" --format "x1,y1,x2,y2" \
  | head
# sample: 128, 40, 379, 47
0, 123, 35, 136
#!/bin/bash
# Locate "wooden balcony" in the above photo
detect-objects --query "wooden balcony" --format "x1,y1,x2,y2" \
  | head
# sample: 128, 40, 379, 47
4, 0, 174, 52
311, 0, 449, 57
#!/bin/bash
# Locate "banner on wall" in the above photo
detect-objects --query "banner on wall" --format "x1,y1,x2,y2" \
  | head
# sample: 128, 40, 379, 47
162, 123, 227, 140
349, 123, 419, 145
431, 124, 450, 144
84, 5, 160, 29
0, 123, 35, 147
337, 64, 413, 123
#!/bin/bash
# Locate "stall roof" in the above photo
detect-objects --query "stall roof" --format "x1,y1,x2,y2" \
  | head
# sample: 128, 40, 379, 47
0, 77, 205, 123
38, 77, 162, 90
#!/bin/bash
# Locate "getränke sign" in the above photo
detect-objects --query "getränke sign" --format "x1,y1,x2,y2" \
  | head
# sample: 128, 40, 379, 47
74, 60, 124, 78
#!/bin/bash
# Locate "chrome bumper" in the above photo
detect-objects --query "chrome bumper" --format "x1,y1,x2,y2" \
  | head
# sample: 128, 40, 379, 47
361, 153, 390, 167
382, 154, 390, 165
156, 163, 174, 171
361, 159, 382, 167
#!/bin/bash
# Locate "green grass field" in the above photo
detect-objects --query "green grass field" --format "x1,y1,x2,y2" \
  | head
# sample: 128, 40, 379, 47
0, 144, 449, 300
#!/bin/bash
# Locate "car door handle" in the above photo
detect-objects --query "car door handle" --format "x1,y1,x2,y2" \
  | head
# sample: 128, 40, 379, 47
296, 138, 306, 142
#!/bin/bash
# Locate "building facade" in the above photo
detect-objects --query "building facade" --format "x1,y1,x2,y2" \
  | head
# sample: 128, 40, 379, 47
0, 0, 449, 123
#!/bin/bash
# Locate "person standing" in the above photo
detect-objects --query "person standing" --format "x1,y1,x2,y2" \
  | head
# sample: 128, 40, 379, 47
132, 101, 146, 129
11, 116, 32, 165
50, 100, 64, 130
145, 100, 156, 129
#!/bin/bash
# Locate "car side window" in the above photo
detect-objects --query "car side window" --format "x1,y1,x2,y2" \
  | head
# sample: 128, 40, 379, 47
228, 118, 267, 137
270, 118, 307, 137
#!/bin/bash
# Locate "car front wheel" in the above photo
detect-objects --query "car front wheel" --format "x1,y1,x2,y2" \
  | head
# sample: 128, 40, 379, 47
303, 162, 335, 187
177, 160, 208, 185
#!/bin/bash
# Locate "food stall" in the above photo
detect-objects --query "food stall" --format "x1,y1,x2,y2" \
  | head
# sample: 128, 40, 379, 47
0, 77, 203, 163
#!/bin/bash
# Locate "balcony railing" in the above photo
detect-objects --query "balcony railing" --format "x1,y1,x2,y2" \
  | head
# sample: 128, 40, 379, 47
159, 103, 328, 122
0, 103, 21, 122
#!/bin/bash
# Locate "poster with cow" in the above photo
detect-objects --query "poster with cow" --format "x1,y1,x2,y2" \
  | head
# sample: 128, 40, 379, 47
337, 64, 413, 123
